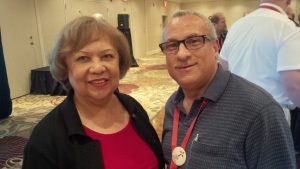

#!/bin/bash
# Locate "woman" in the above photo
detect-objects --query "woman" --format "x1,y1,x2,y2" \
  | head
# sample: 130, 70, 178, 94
22, 16, 164, 169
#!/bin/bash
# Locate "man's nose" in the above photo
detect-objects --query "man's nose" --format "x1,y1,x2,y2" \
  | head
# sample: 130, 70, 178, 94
176, 43, 191, 59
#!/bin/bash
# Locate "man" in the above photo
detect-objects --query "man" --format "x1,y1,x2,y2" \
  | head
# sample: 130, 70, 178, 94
219, 0, 300, 156
286, 6, 300, 26
209, 12, 227, 51
160, 10, 295, 169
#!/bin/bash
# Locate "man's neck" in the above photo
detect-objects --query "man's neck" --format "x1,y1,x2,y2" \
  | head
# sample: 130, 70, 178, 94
260, 0, 289, 12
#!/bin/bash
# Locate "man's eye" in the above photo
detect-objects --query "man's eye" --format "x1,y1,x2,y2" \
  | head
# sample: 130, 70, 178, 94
186, 38, 202, 45
189, 39, 201, 44
165, 42, 178, 49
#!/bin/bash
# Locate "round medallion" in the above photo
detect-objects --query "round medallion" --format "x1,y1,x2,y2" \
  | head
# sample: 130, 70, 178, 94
172, 146, 186, 166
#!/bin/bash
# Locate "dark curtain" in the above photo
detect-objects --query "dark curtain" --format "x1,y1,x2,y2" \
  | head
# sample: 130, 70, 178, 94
118, 27, 138, 67
0, 31, 12, 119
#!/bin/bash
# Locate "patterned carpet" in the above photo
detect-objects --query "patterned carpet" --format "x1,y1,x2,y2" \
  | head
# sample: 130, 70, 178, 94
0, 54, 178, 168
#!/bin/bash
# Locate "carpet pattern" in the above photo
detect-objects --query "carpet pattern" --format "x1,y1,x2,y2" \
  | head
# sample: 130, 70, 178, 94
0, 136, 27, 169
0, 54, 177, 168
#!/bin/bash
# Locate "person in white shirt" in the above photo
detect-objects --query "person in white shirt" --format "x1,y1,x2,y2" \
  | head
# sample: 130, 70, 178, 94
219, 0, 300, 158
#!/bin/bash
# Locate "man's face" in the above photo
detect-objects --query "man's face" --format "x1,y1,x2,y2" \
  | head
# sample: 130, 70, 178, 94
163, 15, 219, 91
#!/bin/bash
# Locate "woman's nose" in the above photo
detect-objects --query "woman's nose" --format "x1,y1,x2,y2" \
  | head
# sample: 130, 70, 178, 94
89, 61, 106, 74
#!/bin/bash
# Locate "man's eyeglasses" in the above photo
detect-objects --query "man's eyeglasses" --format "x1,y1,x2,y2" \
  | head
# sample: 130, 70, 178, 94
159, 35, 211, 54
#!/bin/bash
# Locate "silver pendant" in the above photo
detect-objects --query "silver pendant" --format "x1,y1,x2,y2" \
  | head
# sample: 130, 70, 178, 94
172, 146, 186, 166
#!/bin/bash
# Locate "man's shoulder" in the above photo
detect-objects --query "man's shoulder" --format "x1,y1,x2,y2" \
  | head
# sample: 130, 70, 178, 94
226, 73, 277, 105
217, 73, 283, 121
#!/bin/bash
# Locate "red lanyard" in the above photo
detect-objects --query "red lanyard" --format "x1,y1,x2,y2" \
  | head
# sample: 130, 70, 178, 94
259, 5, 281, 13
170, 99, 209, 169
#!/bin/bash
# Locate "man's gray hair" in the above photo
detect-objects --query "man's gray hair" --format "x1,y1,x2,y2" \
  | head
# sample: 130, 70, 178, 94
161, 10, 217, 42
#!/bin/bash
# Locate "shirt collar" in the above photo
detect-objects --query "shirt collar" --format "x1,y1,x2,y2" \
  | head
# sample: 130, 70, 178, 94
174, 64, 231, 103
259, 3, 287, 15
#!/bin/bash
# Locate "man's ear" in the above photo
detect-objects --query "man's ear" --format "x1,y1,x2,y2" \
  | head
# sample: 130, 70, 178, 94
213, 39, 220, 54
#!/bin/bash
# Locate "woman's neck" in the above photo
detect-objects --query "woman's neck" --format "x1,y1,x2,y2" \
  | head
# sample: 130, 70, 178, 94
74, 94, 129, 134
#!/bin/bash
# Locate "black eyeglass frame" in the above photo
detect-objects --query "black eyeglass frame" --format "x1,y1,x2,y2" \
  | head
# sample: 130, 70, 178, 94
159, 35, 211, 54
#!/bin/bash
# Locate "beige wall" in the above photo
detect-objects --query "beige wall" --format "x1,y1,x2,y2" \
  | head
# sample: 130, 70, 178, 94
296, 0, 300, 22
36, 0, 168, 63
181, 0, 299, 28
145, 0, 180, 55
36, 0, 66, 64
181, 0, 258, 28
37, 0, 298, 59
37, 0, 179, 60
1, 0, 300, 98
0, 0, 43, 98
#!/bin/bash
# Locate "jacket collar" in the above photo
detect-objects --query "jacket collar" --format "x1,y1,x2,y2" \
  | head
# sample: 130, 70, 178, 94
60, 90, 139, 138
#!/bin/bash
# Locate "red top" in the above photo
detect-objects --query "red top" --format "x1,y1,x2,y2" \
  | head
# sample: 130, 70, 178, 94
84, 119, 158, 169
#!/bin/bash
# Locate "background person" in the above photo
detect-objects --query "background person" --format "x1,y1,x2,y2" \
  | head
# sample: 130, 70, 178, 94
286, 6, 300, 26
219, 0, 300, 160
160, 10, 295, 169
208, 12, 228, 51
22, 16, 164, 169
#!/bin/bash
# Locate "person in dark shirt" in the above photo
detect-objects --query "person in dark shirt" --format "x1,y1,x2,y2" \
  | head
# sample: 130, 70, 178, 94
159, 10, 295, 169
22, 16, 164, 169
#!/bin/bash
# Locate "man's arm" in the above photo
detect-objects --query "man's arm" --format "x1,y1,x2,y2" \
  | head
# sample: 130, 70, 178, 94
245, 104, 296, 169
280, 70, 300, 107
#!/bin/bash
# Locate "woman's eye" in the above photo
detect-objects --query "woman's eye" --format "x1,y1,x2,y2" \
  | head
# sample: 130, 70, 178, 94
102, 54, 114, 60
76, 56, 89, 62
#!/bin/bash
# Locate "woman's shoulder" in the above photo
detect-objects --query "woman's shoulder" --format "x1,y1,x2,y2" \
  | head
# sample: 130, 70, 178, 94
28, 98, 70, 143
115, 92, 141, 106
115, 92, 149, 119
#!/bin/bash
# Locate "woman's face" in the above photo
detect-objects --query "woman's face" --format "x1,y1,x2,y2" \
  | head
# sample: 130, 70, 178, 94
66, 38, 120, 103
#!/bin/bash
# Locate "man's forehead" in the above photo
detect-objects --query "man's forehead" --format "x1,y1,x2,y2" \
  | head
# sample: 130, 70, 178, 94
170, 15, 201, 23
168, 16, 203, 30
164, 15, 207, 40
